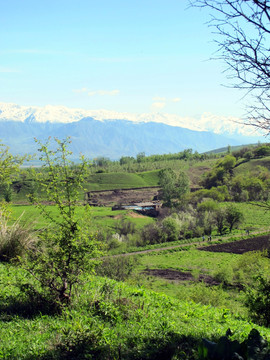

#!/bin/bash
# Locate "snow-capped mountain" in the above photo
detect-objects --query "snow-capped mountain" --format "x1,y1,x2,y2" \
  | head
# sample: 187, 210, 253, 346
0, 102, 262, 136
0, 102, 264, 159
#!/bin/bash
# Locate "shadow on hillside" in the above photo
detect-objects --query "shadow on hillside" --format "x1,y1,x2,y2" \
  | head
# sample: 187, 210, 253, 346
0, 295, 59, 321
18, 333, 199, 360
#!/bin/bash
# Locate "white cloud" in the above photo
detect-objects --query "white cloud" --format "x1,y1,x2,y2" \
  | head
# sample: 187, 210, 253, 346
151, 101, 166, 110
88, 89, 120, 96
73, 87, 88, 93
152, 96, 166, 101
172, 97, 181, 103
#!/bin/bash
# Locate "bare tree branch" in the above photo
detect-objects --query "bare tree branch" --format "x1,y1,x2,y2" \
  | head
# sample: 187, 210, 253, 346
189, 0, 270, 134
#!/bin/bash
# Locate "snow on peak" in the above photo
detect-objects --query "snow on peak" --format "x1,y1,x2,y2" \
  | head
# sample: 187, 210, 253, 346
0, 102, 262, 137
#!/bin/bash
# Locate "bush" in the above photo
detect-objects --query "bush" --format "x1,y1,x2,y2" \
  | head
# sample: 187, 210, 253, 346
96, 256, 139, 281
245, 274, 270, 327
161, 217, 180, 242
213, 266, 234, 287
116, 219, 136, 236
24, 138, 102, 307
141, 223, 163, 245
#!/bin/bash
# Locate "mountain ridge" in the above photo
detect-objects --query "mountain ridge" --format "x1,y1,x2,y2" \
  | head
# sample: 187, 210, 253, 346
0, 102, 265, 159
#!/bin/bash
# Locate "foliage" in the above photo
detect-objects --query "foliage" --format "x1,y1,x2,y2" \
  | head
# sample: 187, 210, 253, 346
159, 168, 189, 207
141, 222, 165, 245
25, 137, 101, 306
213, 208, 227, 235
1, 266, 270, 360
0, 141, 26, 187
199, 328, 270, 360
161, 217, 181, 242
225, 205, 244, 233
96, 255, 139, 281
116, 219, 136, 236
3, 184, 12, 203
201, 155, 236, 189
246, 274, 270, 327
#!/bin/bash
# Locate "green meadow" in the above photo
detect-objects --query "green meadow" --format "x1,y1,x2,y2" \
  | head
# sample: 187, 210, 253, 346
10, 204, 155, 232
1, 263, 270, 359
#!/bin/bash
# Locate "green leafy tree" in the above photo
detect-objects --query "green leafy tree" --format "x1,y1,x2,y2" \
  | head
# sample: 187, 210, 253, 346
246, 274, 270, 327
202, 155, 236, 189
136, 152, 146, 163
161, 217, 180, 242
245, 177, 265, 201
0, 142, 26, 203
0, 142, 25, 186
158, 168, 189, 207
25, 138, 101, 307
225, 204, 244, 232
214, 208, 227, 235
254, 145, 270, 158
3, 184, 12, 203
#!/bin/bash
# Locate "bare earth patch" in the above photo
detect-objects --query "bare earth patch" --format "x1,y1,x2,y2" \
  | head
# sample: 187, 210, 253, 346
199, 235, 270, 254
88, 187, 160, 206
127, 211, 146, 218
143, 268, 220, 285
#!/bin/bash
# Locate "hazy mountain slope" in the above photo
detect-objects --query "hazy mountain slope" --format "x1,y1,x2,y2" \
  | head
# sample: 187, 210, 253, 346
0, 115, 245, 158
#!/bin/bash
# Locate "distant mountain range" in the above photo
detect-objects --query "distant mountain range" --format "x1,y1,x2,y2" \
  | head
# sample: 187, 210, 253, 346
0, 102, 264, 159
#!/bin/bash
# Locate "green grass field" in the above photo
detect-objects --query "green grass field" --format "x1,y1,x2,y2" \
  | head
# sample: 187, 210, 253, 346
10, 204, 155, 231
85, 170, 160, 191
1, 263, 270, 359
221, 202, 270, 230
133, 242, 270, 317
234, 156, 270, 175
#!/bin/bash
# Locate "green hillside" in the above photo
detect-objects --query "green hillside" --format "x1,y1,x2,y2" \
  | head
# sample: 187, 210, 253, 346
1, 264, 270, 359
86, 170, 160, 191
234, 156, 270, 175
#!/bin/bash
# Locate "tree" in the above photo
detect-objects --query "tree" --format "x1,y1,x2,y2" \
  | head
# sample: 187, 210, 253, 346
0, 141, 26, 187
136, 152, 146, 163
202, 155, 236, 189
25, 138, 101, 307
190, 0, 270, 134
225, 204, 244, 232
158, 168, 189, 207
0, 142, 26, 207
213, 207, 227, 235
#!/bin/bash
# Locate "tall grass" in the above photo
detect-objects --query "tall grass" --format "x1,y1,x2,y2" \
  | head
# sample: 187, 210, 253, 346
0, 210, 36, 262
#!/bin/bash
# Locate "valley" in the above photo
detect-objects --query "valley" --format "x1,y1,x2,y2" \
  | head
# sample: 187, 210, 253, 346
1, 140, 270, 359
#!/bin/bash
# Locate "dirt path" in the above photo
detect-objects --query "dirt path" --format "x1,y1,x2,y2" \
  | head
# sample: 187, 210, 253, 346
110, 228, 270, 258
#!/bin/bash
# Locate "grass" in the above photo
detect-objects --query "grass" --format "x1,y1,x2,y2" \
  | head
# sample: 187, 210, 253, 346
234, 156, 270, 175
1, 199, 270, 358
10, 205, 155, 232
0, 210, 36, 262
131, 238, 270, 316
86, 170, 160, 191
1, 263, 270, 359
137, 248, 240, 275
220, 202, 270, 230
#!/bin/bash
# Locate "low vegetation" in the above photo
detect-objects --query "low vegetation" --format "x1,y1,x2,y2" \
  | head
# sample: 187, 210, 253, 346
0, 140, 270, 358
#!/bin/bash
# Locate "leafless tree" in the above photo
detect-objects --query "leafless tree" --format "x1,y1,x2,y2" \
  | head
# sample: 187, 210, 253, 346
189, 0, 270, 134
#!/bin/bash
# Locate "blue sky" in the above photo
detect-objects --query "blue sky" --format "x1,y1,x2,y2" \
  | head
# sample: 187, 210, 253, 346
0, 0, 246, 119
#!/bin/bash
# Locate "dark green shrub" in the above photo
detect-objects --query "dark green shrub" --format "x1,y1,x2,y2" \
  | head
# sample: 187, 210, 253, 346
116, 219, 136, 236
245, 274, 270, 327
161, 217, 180, 242
199, 328, 270, 360
141, 223, 163, 245
96, 256, 139, 281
